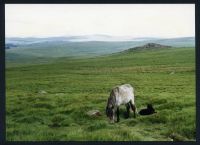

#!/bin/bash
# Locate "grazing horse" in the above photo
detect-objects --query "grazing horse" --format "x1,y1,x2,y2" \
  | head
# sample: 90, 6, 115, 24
106, 84, 137, 123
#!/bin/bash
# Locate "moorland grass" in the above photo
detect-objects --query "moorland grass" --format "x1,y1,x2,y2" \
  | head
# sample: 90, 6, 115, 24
6, 47, 195, 141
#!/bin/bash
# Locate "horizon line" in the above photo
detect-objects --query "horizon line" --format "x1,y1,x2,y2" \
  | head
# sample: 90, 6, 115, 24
5, 35, 195, 39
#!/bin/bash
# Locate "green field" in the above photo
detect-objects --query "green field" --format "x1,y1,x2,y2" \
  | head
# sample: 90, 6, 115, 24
6, 47, 195, 141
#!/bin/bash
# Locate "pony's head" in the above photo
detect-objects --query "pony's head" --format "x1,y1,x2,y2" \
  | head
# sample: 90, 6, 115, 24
106, 104, 114, 120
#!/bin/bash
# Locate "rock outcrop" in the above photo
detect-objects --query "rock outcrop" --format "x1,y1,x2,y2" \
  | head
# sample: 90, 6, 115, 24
127, 43, 172, 51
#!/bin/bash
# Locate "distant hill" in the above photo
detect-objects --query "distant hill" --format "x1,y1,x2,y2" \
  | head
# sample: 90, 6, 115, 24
6, 36, 195, 46
152, 37, 195, 47
5, 36, 195, 63
6, 41, 145, 58
5, 43, 18, 49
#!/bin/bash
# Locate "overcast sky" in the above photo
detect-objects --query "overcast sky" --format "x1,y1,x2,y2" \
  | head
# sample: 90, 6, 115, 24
5, 4, 195, 38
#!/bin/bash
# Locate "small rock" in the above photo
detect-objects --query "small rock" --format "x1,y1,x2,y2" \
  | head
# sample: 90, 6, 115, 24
86, 110, 102, 117
167, 138, 173, 141
169, 133, 186, 141
38, 90, 47, 94
55, 93, 65, 96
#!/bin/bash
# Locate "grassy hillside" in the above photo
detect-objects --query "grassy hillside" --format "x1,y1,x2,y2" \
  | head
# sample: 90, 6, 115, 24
6, 47, 195, 141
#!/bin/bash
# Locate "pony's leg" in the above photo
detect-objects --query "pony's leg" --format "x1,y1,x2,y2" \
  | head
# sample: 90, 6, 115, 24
111, 110, 115, 123
126, 103, 130, 118
130, 101, 137, 118
116, 107, 120, 122
111, 107, 117, 123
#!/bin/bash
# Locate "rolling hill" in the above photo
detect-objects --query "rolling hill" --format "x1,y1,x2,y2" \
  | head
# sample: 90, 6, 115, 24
6, 36, 195, 65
